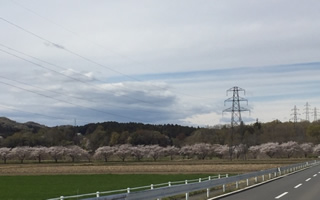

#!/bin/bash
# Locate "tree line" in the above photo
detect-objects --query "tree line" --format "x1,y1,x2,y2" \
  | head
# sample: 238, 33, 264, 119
0, 117, 320, 152
1, 142, 319, 164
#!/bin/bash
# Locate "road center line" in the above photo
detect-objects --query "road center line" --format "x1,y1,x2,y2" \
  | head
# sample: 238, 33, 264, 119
306, 178, 311, 182
294, 184, 302, 188
275, 192, 288, 199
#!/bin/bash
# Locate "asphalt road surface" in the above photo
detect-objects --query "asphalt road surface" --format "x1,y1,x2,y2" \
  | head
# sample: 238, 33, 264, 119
214, 164, 320, 200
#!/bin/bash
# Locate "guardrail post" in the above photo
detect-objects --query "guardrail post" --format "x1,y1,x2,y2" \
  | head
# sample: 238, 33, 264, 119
236, 181, 239, 189
255, 177, 257, 183
223, 184, 226, 193
168, 181, 171, 187
246, 179, 249, 186
209, 176, 211, 181
60, 196, 64, 200
262, 175, 265, 182
218, 174, 221, 179
269, 173, 271, 179
151, 184, 154, 189
199, 178, 202, 182
96, 191, 100, 197
207, 188, 210, 198
186, 192, 189, 200
127, 188, 130, 193
185, 180, 188, 184
226, 174, 229, 178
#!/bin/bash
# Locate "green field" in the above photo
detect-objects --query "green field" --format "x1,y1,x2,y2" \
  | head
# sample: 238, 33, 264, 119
0, 174, 213, 200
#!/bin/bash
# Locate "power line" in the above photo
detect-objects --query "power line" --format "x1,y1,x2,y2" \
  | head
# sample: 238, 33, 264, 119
0, 79, 143, 122
0, 45, 156, 105
1, 14, 212, 100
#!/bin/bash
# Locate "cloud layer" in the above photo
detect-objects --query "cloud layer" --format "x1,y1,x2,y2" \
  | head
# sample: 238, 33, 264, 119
0, 0, 320, 126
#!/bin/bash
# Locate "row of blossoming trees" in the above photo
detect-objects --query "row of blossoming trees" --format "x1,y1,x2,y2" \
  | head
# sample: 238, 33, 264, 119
0, 142, 320, 164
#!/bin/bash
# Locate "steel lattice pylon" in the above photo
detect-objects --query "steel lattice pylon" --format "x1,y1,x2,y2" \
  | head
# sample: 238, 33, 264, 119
290, 105, 300, 123
223, 86, 250, 127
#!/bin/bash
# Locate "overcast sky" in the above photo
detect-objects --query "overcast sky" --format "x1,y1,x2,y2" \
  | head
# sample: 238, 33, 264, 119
1, 0, 320, 127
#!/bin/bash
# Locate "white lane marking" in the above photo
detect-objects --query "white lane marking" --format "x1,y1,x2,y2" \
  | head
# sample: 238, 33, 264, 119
306, 178, 311, 182
294, 184, 302, 188
275, 192, 288, 199
313, 174, 317, 177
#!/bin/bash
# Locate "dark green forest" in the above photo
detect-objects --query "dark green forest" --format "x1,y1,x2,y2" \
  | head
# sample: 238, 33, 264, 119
0, 117, 320, 151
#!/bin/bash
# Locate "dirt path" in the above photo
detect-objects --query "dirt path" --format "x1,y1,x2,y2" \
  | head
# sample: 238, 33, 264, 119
0, 163, 283, 175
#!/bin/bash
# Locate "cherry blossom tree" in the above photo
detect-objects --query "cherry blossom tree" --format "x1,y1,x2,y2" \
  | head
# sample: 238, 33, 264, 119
212, 144, 229, 159
94, 146, 116, 162
30, 146, 49, 163
300, 143, 314, 158
130, 145, 147, 161
249, 145, 260, 159
10, 146, 31, 163
234, 144, 248, 160
163, 146, 179, 160
48, 146, 66, 163
114, 144, 132, 162
65, 145, 89, 162
192, 143, 212, 160
180, 145, 194, 159
313, 144, 320, 156
280, 141, 301, 158
0, 147, 11, 164
259, 142, 280, 158
145, 145, 164, 161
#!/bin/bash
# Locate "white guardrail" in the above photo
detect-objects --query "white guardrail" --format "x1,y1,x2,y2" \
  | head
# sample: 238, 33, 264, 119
47, 160, 319, 200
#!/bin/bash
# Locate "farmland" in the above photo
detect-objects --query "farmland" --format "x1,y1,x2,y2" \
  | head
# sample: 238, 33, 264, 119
0, 158, 312, 199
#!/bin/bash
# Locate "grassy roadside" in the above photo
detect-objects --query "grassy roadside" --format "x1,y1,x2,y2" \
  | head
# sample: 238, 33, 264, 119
0, 174, 214, 200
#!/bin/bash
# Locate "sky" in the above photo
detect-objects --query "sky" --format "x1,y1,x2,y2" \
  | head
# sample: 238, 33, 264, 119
0, 0, 320, 127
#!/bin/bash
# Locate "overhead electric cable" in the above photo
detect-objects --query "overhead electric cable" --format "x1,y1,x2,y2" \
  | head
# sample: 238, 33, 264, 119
0, 79, 144, 122
0, 46, 153, 105
0, 15, 212, 100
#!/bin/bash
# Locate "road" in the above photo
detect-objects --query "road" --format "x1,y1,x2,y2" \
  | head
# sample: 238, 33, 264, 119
213, 164, 320, 200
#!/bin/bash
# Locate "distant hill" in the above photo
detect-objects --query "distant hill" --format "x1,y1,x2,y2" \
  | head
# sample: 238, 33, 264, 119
0, 117, 46, 137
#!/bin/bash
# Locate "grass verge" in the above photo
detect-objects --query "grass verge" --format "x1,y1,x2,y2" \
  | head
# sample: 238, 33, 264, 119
0, 174, 213, 200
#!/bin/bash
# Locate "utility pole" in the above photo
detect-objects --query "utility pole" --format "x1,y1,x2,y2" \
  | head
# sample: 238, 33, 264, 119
303, 102, 310, 122
223, 86, 250, 160
290, 105, 299, 123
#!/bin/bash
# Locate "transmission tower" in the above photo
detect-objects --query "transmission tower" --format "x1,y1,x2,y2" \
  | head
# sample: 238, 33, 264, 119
290, 105, 299, 123
223, 86, 250, 127
314, 107, 318, 121
303, 102, 310, 121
